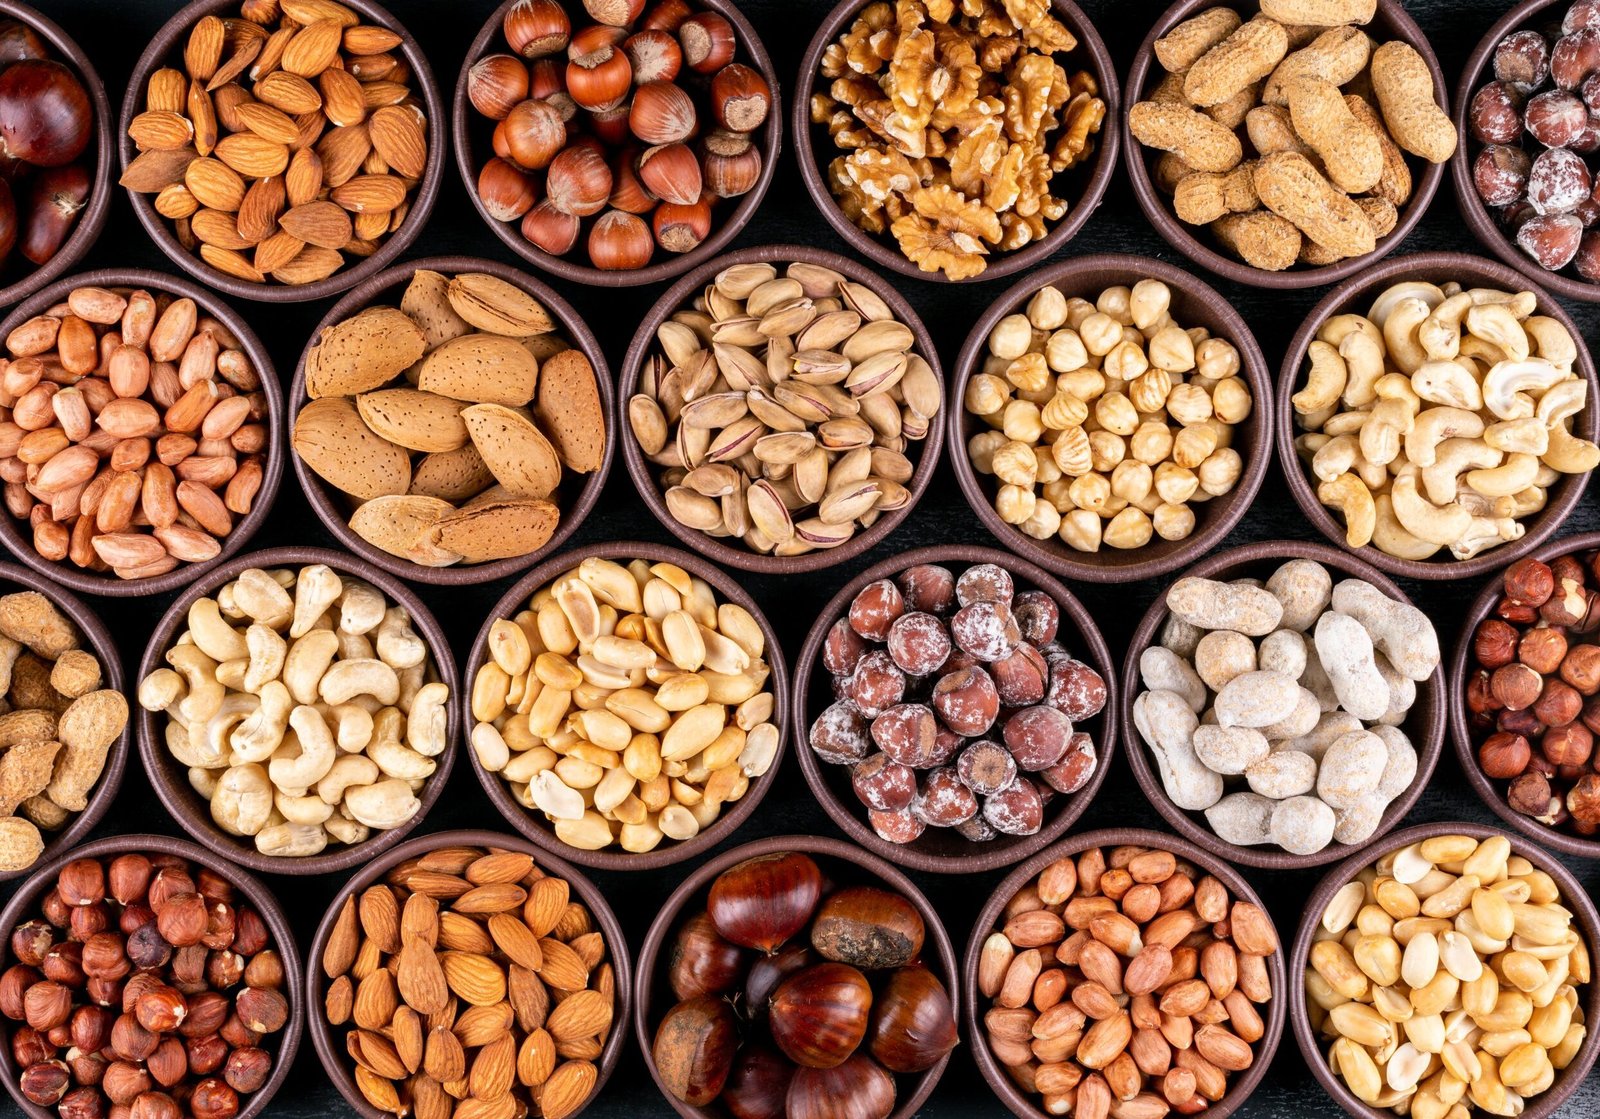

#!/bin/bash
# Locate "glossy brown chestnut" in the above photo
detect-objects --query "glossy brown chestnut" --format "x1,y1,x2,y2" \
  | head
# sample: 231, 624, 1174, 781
652, 994, 738, 1107
786, 1052, 895, 1119
667, 913, 745, 1001
721, 1043, 795, 1119
867, 967, 957, 1074
743, 944, 812, 1017
810, 887, 925, 971
767, 963, 872, 1070
707, 852, 823, 954
0, 59, 89, 168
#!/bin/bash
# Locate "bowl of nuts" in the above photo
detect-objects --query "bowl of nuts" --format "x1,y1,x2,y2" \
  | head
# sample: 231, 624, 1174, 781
455, 0, 781, 286
0, 566, 130, 881
0, 834, 303, 1119
635, 834, 959, 1119
620, 246, 944, 573
1122, 540, 1445, 870
951, 253, 1271, 584
793, 0, 1117, 284
1124, 0, 1454, 287
290, 257, 612, 585
1278, 251, 1599, 580
118, 0, 445, 301
308, 829, 630, 1119
966, 828, 1286, 1119
136, 547, 459, 875
1455, 0, 1600, 302
794, 545, 1115, 875
465, 541, 786, 870
0, 1, 114, 310
0, 268, 284, 597
1453, 541, 1600, 859
1292, 823, 1600, 1119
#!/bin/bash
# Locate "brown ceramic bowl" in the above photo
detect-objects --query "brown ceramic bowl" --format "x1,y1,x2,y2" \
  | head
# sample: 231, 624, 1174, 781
1276, 251, 1597, 581
118, 0, 446, 304
1123, 0, 1449, 290
0, 561, 128, 883
1121, 539, 1446, 871
949, 253, 1272, 584
793, 544, 1118, 875
453, 0, 781, 288
464, 539, 788, 871
1450, 531, 1600, 860
0, 267, 285, 598
1453, 0, 1600, 302
0, 832, 304, 1119
288, 254, 614, 586
1290, 821, 1600, 1119
0, 1, 113, 309
136, 546, 460, 876
307, 828, 630, 1119
633, 833, 958, 1119
965, 827, 1288, 1119
793, 0, 1118, 285
618, 243, 946, 574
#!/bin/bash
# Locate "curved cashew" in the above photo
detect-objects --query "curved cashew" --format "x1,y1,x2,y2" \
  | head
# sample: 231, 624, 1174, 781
397, 661, 428, 713
1322, 408, 1372, 437
230, 680, 292, 764
324, 816, 370, 845
1358, 398, 1415, 467
1374, 373, 1421, 413
1317, 473, 1376, 548
1467, 288, 1537, 317
188, 598, 248, 663
1482, 360, 1566, 420
376, 607, 427, 670
167, 644, 225, 725
1381, 297, 1429, 375
1390, 470, 1473, 546
343, 778, 421, 830
1495, 486, 1547, 520
216, 659, 248, 692
243, 624, 286, 693
1293, 341, 1347, 415
1340, 330, 1386, 406
1450, 516, 1525, 560
188, 766, 219, 800
368, 730, 436, 781
290, 564, 342, 638
282, 628, 340, 705
317, 754, 380, 804
1544, 422, 1600, 473
1525, 316, 1577, 367
1465, 304, 1530, 362
211, 763, 272, 836
1422, 439, 1503, 504
406, 682, 449, 757
254, 822, 327, 857
1485, 417, 1550, 456
1318, 312, 1383, 348
1535, 378, 1587, 426
1312, 433, 1359, 482
268, 705, 338, 791
1295, 432, 1331, 463
324, 702, 374, 752
1412, 361, 1483, 411
318, 659, 400, 707
1368, 281, 1445, 328
275, 790, 334, 825
138, 668, 185, 714
338, 579, 387, 635
201, 694, 259, 769
336, 631, 374, 662
1464, 452, 1540, 498
1456, 487, 1495, 516
1458, 334, 1507, 367
1405, 407, 1484, 467
1418, 292, 1471, 360
1372, 494, 1441, 560
232, 568, 293, 628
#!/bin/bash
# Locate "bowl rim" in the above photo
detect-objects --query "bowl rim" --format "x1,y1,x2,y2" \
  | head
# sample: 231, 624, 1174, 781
0, 560, 128, 883
946, 251, 1274, 584
1121, 0, 1449, 290
1451, 0, 1600, 303
1448, 529, 1600, 859
1120, 538, 1447, 871
790, 0, 1120, 285
1273, 249, 1599, 581
791, 542, 1119, 875
304, 827, 632, 1119
461, 538, 790, 870
116, 0, 447, 304
0, 831, 306, 1119
286, 253, 616, 586
629, 832, 959, 1119
1286, 820, 1600, 1119
134, 544, 461, 875
963, 826, 1289, 1119
0, 0, 114, 309
616, 242, 947, 574
451, 0, 783, 288
0, 266, 286, 597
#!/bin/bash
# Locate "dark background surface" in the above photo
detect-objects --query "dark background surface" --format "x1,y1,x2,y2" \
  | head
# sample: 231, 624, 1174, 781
8, 0, 1600, 1116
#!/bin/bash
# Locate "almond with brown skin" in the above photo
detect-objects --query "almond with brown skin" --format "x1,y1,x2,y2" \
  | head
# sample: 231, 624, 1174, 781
317, 122, 371, 187
279, 200, 354, 248
254, 70, 323, 115
369, 105, 426, 179
236, 176, 287, 243
319, 66, 367, 128
200, 245, 268, 283
128, 111, 195, 152
285, 148, 325, 205
272, 245, 345, 285
539, 1060, 598, 1119
121, 148, 199, 192
184, 15, 226, 82
545, 989, 611, 1042
331, 173, 407, 213
440, 952, 506, 1007
214, 133, 290, 178
281, 19, 344, 77
234, 101, 302, 145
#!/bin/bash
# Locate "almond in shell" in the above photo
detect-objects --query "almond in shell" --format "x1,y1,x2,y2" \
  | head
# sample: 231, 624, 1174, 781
463, 404, 561, 499
431, 499, 559, 563
447, 273, 556, 336
357, 388, 469, 453
349, 495, 462, 566
534, 350, 605, 474
294, 396, 412, 500
417, 335, 538, 407
306, 305, 427, 397
410, 444, 494, 502
402, 270, 472, 349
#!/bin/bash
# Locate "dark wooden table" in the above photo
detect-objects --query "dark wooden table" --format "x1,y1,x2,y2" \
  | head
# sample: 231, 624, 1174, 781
18, 0, 1600, 1116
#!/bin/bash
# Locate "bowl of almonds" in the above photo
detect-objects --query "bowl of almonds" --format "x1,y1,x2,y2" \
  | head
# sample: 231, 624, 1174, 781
290, 257, 611, 584
117, 0, 445, 301
620, 245, 944, 573
308, 830, 630, 1119
0, 268, 283, 596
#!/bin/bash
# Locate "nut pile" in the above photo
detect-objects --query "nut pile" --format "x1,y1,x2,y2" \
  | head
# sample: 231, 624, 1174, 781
294, 269, 604, 567
1467, 553, 1600, 837
811, 0, 1107, 280
651, 850, 956, 1119
0, 592, 126, 872
0, 21, 95, 280
121, 0, 429, 287
1468, 1, 1600, 278
3, 284, 269, 580
321, 844, 613, 1119
1291, 279, 1599, 562
2, 851, 291, 1119
965, 278, 1251, 553
1309, 833, 1592, 1116
979, 843, 1279, 1117
138, 564, 450, 859
629, 259, 940, 558
809, 561, 1107, 846
1136, 560, 1438, 855
1131, 1, 1455, 271
468, 0, 771, 270
470, 556, 778, 854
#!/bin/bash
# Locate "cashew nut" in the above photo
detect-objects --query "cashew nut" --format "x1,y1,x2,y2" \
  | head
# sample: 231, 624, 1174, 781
268, 705, 338, 791
1293, 340, 1348, 414
1484, 417, 1550, 456
368, 709, 436, 782
1318, 472, 1376, 548
290, 564, 342, 638
201, 694, 259, 769
1390, 469, 1473, 546
1381, 297, 1429, 375
1357, 398, 1415, 466
1450, 516, 1525, 560
1367, 281, 1444, 328
1421, 439, 1502, 504
1524, 315, 1577, 367
167, 644, 225, 725
375, 607, 427, 669
1417, 292, 1470, 360
255, 822, 327, 857
338, 579, 387, 635
232, 568, 293, 628
1339, 330, 1386, 406
187, 598, 248, 663
317, 658, 400, 706
324, 702, 374, 753
188, 766, 219, 800
1371, 494, 1441, 561
324, 816, 370, 845
1404, 407, 1484, 468
1543, 422, 1600, 473
283, 629, 340, 705
1411, 360, 1482, 411
406, 682, 449, 757
243, 623, 286, 693
137, 668, 184, 714
1318, 312, 1382, 348
1464, 304, 1530, 362
1464, 452, 1539, 498
275, 790, 334, 825
343, 778, 420, 830
317, 754, 379, 805
211, 763, 272, 836
230, 680, 292, 764
1482, 361, 1568, 421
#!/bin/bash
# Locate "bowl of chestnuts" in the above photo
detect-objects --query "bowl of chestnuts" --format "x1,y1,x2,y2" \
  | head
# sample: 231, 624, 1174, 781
635, 835, 960, 1119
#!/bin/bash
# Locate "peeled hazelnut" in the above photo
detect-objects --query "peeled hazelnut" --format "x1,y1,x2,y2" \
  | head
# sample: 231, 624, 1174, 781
1478, 731, 1531, 779
1519, 626, 1569, 674
1474, 618, 1521, 667
1534, 678, 1584, 727
1491, 662, 1545, 710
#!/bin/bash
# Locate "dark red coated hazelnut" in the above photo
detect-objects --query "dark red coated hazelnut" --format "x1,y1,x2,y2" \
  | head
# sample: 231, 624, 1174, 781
70, 1004, 113, 1052
1491, 662, 1545, 710
896, 564, 954, 614
70, 902, 111, 941
955, 739, 1017, 796
1475, 145, 1533, 207
111, 1013, 158, 1062
46, 1022, 70, 1047
179, 991, 230, 1039
1528, 147, 1592, 213
1479, 731, 1532, 778
1543, 722, 1594, 768
868, 806, 925, 844
950, 602, 1021, 661
11, 920, 52, 966
1497, 596, 1540, 624
1474, 618, 1521, 667
1561, 643, 1600, 693
1527, 88, 1589, 146
930, 666, 1000, 737
870, 703, 941, 768
126, 922, 171, 971
1041, 731, 1098, 794
956, 563, 1013, 607
928, 724, 963, 767
937, 647, 979, 678
189, 1078, 238, 1119
1517, 212, 1584, 268
1576, 228, 1600, 279
822, 618, 869, 677
1467, 668, 1503, 719
42, 941, 85, 986
991, 643, 1049, 707
1584, 70, 1600, 111
1499, 707, 1547, 739
107, 854, 151, 907
1504, 558, 1556, 606
885, 612, 951, 676
982, 778, 1045, 836
847, 649, 906, 718
1535, 678, 1584, 726
58, 1086, 105, 1119
57, 858, 106, 907
849, 579, 904, 640
146, 868, 195, 914
1045, 656, 1108, 721
1551, 27, 1600, 90
19, 1059, 69, 1105
1520, 627, 1570, 674
809, 701, 872, 765
1542, 569, 1591, 625
852, 753, 918, 812
913, 766, 979, 826
222, 1047, 271, 1094
1012, 590, 1060, 645
1471, 81, 1526, 144
1003, 705, 1074, 771
145, 1037, 186, 1088
1496, 28, 1552, 89
954, 813, 998, 842
23, 980, 72, 1031
1570, 0, 1600, 32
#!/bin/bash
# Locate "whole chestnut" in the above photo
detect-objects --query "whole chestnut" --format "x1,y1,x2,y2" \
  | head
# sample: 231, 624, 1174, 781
721, 1043, 795, 1119
0, 60, 91, 167
867, 965, 958, 1073
667, 912, 745, 1001
810, 886, 925, 971
744, 943, 813, 1015
707, 852, 823, 954
786, 1053, 895, 1119
768, 962, 872, 1069
652, 994, 738, 1106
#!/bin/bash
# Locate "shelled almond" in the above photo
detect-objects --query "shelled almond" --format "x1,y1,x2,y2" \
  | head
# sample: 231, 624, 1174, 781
293, 269, 605, 567
121, 0, 430, 287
